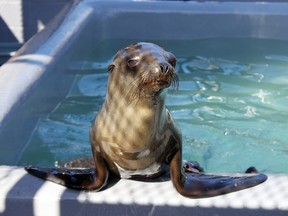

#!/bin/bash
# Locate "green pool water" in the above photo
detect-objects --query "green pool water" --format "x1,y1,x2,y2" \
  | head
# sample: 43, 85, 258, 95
19, 39, 288, 174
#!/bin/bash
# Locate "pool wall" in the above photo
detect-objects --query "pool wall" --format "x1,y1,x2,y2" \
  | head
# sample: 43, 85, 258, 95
0, 0, 288, 215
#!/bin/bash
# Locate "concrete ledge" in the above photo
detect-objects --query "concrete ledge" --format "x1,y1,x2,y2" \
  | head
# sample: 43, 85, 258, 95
0, 166, 287, 216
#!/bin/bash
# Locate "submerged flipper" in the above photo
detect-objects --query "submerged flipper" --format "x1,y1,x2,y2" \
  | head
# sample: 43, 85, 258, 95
25, 166, 107, 191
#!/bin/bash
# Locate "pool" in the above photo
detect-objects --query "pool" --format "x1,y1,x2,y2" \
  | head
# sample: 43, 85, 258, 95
0, 0, 288, 215
18, 38, 288, 174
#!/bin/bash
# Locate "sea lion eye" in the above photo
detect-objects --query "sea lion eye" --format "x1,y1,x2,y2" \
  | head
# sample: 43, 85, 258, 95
170, 59, 176, 68
127, 58, 139, 68
108, 64, 115, 73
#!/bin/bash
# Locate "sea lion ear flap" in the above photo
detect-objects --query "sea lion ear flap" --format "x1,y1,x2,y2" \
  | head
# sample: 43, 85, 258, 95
108, 64, 115, 73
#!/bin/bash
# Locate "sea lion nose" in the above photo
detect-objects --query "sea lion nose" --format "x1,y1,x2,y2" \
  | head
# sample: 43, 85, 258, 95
159, 63, 170, 75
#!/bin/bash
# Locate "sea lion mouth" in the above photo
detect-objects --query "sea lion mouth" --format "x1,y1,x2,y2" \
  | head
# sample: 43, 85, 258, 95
141, 71, 179, 92
155, 80, 171, 89
143, 79, 171, 89
156, 80, 169, 85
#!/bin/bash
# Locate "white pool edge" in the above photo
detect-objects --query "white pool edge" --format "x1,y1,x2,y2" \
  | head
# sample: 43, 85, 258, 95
0, 166, 287, 216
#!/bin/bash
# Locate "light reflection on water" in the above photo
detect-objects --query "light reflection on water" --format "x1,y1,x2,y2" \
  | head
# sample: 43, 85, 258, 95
19, 39, 288, 174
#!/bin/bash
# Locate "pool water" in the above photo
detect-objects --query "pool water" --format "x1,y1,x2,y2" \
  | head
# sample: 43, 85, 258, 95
19, 39, 288, 174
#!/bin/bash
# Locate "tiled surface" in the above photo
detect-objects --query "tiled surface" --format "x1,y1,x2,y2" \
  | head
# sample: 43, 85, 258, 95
0, 166, 287, 216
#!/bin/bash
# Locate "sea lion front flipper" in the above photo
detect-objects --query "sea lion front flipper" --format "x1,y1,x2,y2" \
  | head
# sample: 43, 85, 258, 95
181, 172, 267, 198
25, 166, 98, 189
25, 156, 109, 191
170, 151, 268, 198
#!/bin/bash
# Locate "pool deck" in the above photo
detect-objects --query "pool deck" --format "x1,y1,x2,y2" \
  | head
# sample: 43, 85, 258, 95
0, 166, 287, 216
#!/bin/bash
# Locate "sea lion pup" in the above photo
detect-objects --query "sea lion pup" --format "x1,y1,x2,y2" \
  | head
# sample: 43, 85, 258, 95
26, 42, 267, 198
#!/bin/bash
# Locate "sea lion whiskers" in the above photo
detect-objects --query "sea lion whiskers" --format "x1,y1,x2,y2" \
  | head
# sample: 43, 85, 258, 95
170, 72, 179, 92
122, 72, 146, 104
122, 65, 164, 104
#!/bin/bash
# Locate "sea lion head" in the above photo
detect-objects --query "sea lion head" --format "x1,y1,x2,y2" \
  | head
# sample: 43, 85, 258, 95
107, 42, 178, 103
